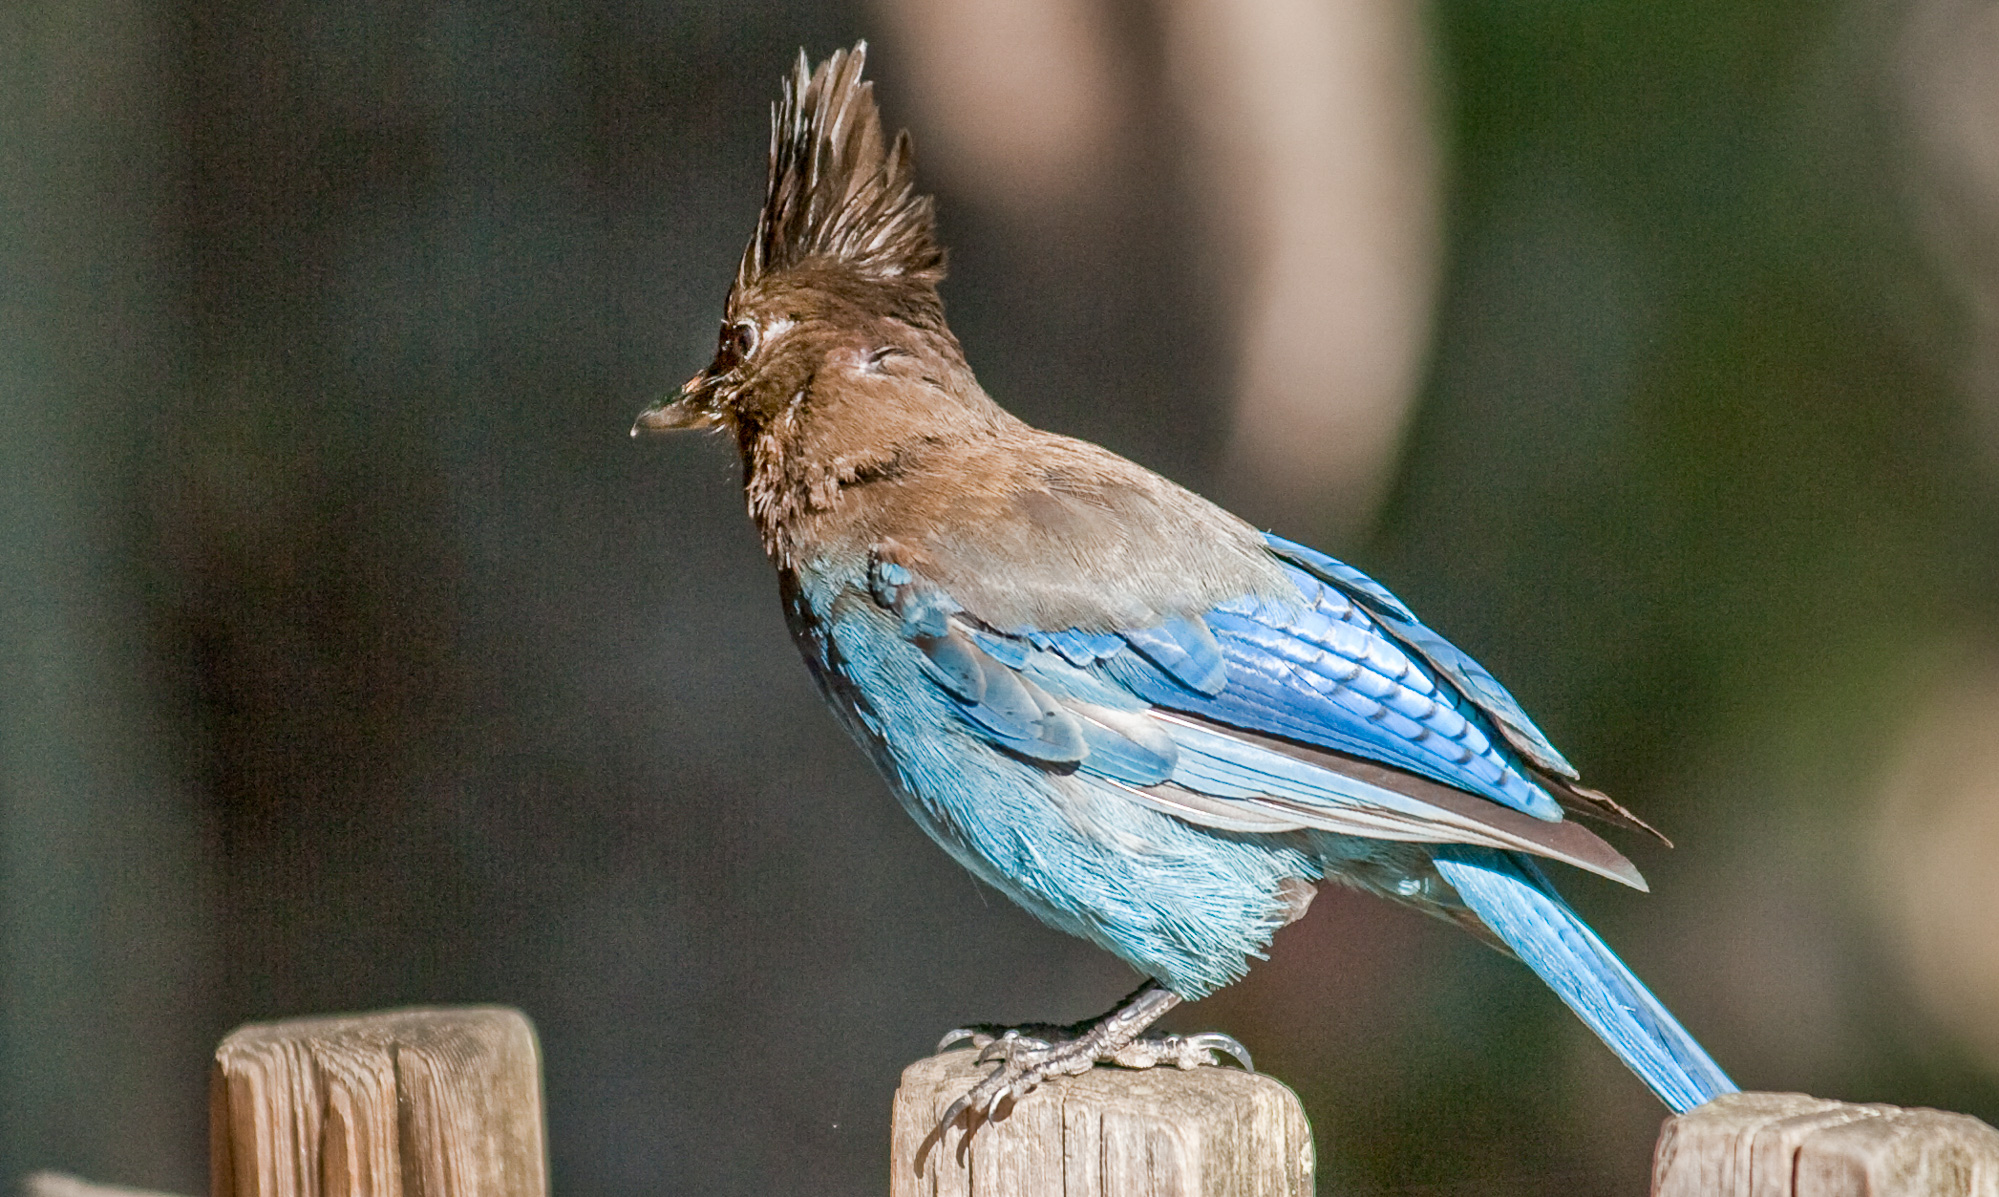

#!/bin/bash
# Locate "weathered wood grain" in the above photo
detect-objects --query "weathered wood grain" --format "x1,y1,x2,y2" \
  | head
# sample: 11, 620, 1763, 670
891, 1050, 1314, 1197
209, 1006, 548, 1197
1653, 1091, 1999, 1197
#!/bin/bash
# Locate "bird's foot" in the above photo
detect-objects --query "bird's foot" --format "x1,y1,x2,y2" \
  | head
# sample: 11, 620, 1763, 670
931, 984, 1250, 1131
936, 1025, 1252, 1075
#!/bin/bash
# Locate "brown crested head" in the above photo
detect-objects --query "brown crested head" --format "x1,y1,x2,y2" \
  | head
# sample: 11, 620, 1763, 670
737, 43, 945, 306
633, 43, 954, 440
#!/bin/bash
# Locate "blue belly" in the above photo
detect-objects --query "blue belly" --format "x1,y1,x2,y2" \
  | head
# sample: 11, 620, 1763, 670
789, 580, 1320, 998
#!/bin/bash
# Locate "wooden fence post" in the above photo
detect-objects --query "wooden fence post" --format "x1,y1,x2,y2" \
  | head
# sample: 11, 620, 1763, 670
209, 1006, 548, 1197
49, 1005, 1999, 1197
890, 1050, 1314, 1197
1653, 1091, 1999, 1197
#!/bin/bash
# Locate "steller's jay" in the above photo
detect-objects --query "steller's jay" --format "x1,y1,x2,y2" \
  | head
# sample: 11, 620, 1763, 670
634, 44, 1736, 1124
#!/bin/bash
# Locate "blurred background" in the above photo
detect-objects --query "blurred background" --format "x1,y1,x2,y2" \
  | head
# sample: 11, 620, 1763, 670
6, 0, 1999, 1193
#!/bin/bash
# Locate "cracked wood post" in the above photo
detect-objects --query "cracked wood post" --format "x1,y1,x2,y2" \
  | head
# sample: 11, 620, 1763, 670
1653, 1092, 1999, 1197
210, 1006, 549, 1197
891, 1050, 1315, 1197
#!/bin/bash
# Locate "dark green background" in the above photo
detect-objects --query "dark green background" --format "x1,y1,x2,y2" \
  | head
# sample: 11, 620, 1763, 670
5, 2, 1995, 1193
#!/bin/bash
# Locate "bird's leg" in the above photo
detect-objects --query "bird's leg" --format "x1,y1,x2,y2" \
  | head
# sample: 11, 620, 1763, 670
933, 980, 1252, 1128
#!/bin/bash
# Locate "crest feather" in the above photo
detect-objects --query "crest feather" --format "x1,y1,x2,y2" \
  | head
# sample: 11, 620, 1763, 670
738, 43, 946, 293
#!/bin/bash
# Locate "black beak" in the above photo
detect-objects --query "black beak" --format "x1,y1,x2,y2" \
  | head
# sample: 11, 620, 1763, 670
631, 372, 725, 436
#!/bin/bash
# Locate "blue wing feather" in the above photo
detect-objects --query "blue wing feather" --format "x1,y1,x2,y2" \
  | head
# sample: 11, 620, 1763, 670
875, 559, 1091, 763
1160, 716, 1516, 829
1070, 708, 1177, 786
1026, 629, 1126, 668
1117, 617, 1228, 696
915, 629, 986, 700
1266, 533, 1579, 778
1107, 586, 1565, 820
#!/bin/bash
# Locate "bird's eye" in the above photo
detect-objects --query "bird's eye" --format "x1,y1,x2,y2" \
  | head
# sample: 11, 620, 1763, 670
715, 320, 759, 372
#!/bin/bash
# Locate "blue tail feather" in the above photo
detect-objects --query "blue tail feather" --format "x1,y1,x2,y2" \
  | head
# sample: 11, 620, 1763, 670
1431, 846, 1736, 1113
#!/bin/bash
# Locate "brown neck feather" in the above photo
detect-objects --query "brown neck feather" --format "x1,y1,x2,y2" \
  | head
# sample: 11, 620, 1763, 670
736, 359, 1006, 570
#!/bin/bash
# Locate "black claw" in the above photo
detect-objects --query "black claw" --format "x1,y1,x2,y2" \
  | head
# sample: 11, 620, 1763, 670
936, 1094, 973, 1139
936, 1028, 977, 1053
1189, 1032, 1254, 1072
936, 1060, 1003, 1139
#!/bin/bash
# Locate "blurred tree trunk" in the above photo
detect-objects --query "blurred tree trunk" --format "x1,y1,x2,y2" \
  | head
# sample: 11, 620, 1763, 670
0, 2, 211, 1190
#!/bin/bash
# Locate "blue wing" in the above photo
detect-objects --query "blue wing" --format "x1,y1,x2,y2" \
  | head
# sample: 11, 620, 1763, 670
864, 537, 1642, 887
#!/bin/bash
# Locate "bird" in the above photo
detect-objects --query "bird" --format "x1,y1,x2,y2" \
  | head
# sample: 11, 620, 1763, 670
633, 43, 1736, 1125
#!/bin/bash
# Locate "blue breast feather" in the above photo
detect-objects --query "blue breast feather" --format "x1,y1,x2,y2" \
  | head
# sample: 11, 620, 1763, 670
807, 576, 1323, 997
